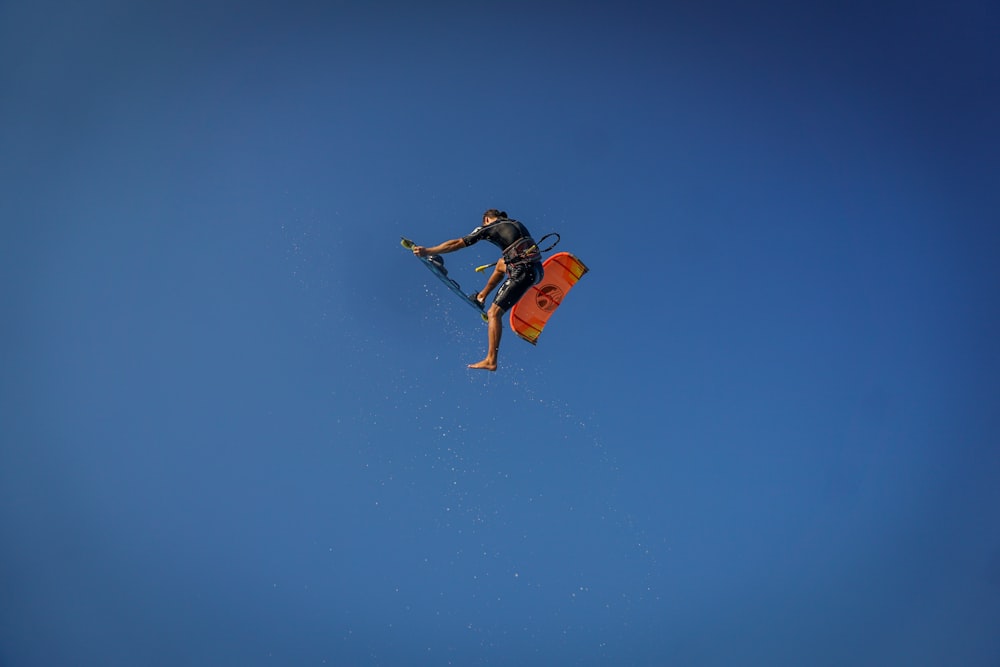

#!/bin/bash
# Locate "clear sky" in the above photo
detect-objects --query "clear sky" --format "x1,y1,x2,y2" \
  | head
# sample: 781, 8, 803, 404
2, 1, 998, 665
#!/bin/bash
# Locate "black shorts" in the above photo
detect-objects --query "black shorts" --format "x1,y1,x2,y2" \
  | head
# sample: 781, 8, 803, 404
494, 262, 544, 312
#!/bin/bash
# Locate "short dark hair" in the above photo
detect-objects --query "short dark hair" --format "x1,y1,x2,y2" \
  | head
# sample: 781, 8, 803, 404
483, 209, 508, 219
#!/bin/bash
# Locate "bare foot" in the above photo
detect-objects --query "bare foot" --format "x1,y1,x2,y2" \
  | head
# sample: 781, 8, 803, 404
467, 359, 497, 371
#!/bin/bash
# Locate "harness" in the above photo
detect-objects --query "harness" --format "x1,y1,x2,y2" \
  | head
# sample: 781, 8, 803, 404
502, 237, 542, 268
474, 231, 561, 275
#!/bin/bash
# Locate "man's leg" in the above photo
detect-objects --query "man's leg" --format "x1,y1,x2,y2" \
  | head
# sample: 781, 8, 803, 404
475, 259, 506, 305
468, 303, 503, 371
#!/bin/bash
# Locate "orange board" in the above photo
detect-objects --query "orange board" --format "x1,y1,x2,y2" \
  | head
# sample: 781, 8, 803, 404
509, 252, 589, 345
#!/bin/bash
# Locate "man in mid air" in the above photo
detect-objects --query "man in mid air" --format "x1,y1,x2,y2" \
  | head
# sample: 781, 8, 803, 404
411, 209, 543, 371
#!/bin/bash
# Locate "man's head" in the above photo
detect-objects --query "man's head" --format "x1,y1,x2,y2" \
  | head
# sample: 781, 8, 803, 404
482, 209, 507, 225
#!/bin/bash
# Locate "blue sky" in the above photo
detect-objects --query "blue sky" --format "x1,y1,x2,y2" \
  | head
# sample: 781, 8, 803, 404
2, 1, 998, 665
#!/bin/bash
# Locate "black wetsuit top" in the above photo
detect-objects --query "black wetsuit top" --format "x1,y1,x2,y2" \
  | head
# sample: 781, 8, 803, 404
462, 219, 544, 312
462, 219, 532, 252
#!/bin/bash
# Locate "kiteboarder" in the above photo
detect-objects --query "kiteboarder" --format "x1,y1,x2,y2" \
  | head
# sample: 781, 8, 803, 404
411, 209, 544, 371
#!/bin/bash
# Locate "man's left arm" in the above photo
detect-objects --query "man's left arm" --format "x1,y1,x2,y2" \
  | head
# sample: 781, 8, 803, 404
413, 238, 467, 257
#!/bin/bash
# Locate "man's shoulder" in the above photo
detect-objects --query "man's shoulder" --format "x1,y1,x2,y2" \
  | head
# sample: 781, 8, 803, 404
503, 219, 532, 237
463, 225, 487, 244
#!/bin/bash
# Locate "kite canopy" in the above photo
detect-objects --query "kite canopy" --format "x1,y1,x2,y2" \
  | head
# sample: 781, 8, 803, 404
509, 252, 589, 345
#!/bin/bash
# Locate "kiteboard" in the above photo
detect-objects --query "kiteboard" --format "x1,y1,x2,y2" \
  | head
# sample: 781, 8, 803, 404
509, 252, 589, 344
401, 237, 488, 322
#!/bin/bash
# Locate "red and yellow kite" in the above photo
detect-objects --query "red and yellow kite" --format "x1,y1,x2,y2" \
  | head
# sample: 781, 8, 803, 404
509, 252, 589, 345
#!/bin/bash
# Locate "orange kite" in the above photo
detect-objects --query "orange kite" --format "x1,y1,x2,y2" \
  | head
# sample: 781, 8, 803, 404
509, 252, 589, 345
